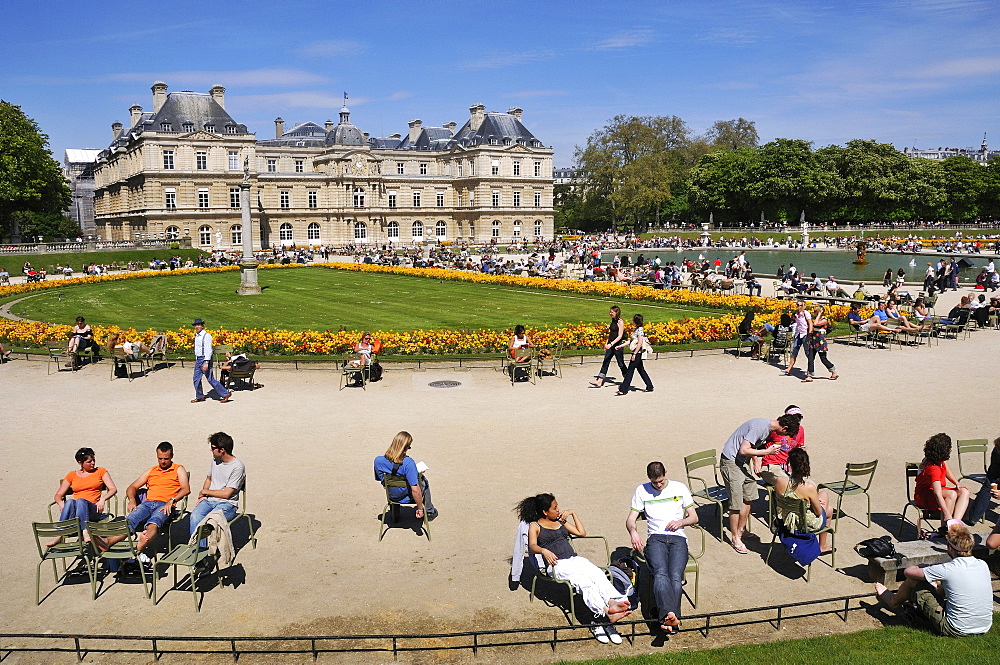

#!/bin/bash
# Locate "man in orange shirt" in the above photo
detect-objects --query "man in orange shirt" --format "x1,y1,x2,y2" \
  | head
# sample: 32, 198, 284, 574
96, 442, 190, 555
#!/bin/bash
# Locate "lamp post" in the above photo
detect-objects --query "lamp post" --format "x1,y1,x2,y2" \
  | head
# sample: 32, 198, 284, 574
237, 157, 262, 295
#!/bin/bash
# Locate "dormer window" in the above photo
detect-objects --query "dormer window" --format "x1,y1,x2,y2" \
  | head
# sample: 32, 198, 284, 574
489, 138, 498, 145
225, 125, 238, 134
204, 124, 216, 133
160, 123, 172, 131
182, 123, 194, 133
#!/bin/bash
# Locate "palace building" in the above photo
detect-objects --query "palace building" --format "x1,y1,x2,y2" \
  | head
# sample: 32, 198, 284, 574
92, 83, 555, 249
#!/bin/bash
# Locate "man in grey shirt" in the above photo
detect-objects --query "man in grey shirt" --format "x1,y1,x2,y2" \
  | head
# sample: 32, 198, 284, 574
189, 431, 245, 537
719, 416, 799, 554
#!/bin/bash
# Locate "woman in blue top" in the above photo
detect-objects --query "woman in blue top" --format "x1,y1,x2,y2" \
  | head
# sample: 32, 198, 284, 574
373, 431, 436, 520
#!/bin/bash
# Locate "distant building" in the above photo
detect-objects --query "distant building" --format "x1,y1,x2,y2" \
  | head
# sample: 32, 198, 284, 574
902, 135, 999, 163
64, 149, 101, 236
553, 167, 578, 185
92, 82, 554, 248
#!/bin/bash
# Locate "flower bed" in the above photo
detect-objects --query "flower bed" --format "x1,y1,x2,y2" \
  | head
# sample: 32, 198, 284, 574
0, 262, 859, 356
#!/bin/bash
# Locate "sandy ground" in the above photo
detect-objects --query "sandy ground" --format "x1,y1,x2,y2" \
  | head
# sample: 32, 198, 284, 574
1, 276, 998, 664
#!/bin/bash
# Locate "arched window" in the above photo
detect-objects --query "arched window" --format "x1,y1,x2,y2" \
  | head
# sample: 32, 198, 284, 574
412, 221, 424, 239
230, 224, 242, 245
435, 220, 446, 239
307, 222, 321, 241
513, 220, 522, 237
534, 220, 543, 238
354, 222, 367, 240
165, 226, 180, 240
387, 221, 399, 238
353, 187, 365, 208
279, 223, 293, 242
492, 220, 501, 238
198, 225, 212, 246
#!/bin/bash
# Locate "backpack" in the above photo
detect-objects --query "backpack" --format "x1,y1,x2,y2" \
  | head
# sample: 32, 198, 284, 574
369, 361, 384, 382
854, 535, 903, 563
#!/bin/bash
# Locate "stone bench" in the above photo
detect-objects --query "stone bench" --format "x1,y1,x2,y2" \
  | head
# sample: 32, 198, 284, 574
867, 538, 990, 586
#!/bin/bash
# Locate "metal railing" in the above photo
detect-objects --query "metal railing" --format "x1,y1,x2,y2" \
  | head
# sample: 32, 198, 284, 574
0, 593, 871, 661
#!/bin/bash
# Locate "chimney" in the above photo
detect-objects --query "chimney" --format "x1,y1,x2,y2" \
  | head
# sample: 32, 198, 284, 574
443, 121, 456, 133
129, 104, 143, 127
151, 81, 168, 113
408, 119, 422, 144
389, 133, 401, 140
209, 85, 226, 109
325, 120, 334, 131
363, 132, 370, 141
469, 103, 486, 131
507, 107, 523, 121
111, 122, 123, 139
274, 117, 285, 138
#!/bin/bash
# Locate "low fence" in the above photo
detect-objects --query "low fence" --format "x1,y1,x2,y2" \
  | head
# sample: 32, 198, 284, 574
0, 593, 870, 661
0, 239, 191, 254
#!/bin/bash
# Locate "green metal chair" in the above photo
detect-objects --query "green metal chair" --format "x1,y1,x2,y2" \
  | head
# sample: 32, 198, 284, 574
527, 534, 611, 624
340, 352, 369, 390
87, 519, 150, 599
110, 346, 146, 382
630, 515, 706, 609
228, 484, 256, 550
32, 519, 96, 605
47, 343, 73, 374
956, 439, 989, 486
766, 492, 836, 582
819, 459, 878, 527
535, 343, 563, 378
508, 348, 536, 385
152, 521, 221, 611
900, 462, 943, 538
684, 449, 735, 540
143, 332, 168, 369
379, 474, 430, 542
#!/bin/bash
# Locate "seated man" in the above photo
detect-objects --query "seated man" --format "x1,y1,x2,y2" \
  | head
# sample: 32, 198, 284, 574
626, 461, 697, 636
875, 522, 992, 637
825, 276, 850, 298
95, 442, 189, 557
847, 303, 895, 342
219, 350, 262, 389
189, 432, 245, 537
852, 282, 871, 301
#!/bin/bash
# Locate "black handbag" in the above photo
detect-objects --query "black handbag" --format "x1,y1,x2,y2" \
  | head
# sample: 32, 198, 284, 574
855, 535, 902, 563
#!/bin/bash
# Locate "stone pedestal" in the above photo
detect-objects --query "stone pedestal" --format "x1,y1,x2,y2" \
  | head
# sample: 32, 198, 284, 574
238, 259, 262, 295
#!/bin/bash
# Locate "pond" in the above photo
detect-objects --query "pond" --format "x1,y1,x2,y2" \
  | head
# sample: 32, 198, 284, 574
601, 249, 984, 284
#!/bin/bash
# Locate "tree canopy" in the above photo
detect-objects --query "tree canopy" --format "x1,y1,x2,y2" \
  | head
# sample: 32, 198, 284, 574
0, 101, 73, 241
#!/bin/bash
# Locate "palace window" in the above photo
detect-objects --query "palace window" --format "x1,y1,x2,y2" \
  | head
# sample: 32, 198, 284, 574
535, 219, 543, 237
534, 190, 541, 207
196, 151, 207, 170
308, 190, 317, 209
397, 162, 404, 175
436, 191, 445, 207
182, 123, 193, 133
353, 187, 365, 208
469, 159, 475, 176
354, 222, 367, 240
165, 226, 180, 240
387, 221, 399, 238
204, 124, 216, 133
162, 150, 174, 170
307, 222, 321, 240
198, 188, 209, 209
513, 220, 521, 237
388, 191, 397, 208
513, 191, 521, 207
230, 188, 240, 209
198, 225, 211, 245
513, 161, 521, 176
225, 125, 238, 134
230, 224, 242, 245
160, 123, 172, 132
267, 158, 277, 173
279, 223, 293, 242
413, 191, 421, 207
164, 188, 176, 209
491, 159, 499, 175
492, 220, 501, 237
534, 161, 541, 177
492, 190, 500, 207
412, 221, 424, 239
280, 190, 290, 209
228, 151, 240, 171
419, 162, 428, 175
457, 162, 463, 177
295, 159, 304, 173
436, 220, 446, 238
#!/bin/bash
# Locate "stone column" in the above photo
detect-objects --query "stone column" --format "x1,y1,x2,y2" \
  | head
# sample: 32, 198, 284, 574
237, 175, 262, 295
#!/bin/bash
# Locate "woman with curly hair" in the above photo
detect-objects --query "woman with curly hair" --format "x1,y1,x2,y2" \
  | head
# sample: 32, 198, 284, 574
772, 448, 834, 553
517, 493, 631, 643
914, 433, 970, 524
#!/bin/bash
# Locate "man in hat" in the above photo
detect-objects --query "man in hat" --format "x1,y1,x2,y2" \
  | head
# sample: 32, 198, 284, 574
191, 318, 231, 403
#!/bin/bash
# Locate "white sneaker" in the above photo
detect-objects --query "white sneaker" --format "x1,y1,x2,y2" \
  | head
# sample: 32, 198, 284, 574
137, 552, 152, 564
604, 624, 622, 644
590, 625, 610, 644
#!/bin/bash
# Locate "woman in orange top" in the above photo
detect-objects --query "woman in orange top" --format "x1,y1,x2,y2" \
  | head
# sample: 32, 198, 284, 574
914, 433, 970, 524
49, 447, 117, 545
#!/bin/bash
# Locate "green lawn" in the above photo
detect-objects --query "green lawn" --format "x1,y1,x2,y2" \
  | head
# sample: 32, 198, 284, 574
6, 268, 721, 332
557, 620, 1000, 665
1, 248, 208, 274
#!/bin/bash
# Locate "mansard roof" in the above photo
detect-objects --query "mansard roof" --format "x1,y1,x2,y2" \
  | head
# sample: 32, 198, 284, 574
396, 126, 455, 151
452, 112, 542, 148
152, 92, 248, 133
258, 121, 330, 147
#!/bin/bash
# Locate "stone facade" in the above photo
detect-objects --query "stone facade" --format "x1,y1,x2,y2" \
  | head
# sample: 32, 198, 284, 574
93, 83, 554, 249
64, 149, 101, 237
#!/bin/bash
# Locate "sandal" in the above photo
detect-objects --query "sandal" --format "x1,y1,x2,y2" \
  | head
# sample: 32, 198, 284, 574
801, 377, 813, 382
614, 391, 627, 396
829, 373, 839, 380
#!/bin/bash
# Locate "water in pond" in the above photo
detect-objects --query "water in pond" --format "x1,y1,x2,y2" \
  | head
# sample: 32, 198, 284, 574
602, 249, 982, 284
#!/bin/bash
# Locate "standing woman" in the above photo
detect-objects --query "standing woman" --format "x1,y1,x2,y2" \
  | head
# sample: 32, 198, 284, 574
802, 305, 838, 382
783, 300, 811, 376
590, 306, 627, 388
616, 314, 653, 395
883, 268, 893, 288
47, 447, 117, 545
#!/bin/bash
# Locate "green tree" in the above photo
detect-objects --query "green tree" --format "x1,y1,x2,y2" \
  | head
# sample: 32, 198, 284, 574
0, 101, 71, 241
687, 147, 763, 225
753, 139, 837, 223
705, 118, 759, 151
939, 155, 987, 222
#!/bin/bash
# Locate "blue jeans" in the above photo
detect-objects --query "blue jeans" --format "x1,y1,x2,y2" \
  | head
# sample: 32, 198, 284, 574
59, 498, 98, 533
645, 534, 688, 622
790, 335, 806, 359
188, 499, 238, 539
966, 482, 995, 524
619, 356, 652, 393
193, 357, 230, 399
126, 500, 172, 533
595, 346, 627, 380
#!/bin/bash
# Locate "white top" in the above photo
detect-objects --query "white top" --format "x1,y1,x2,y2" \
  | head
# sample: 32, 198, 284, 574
630, 480, 694, 539
922, 556, 993, 635
194, 329, 213, 358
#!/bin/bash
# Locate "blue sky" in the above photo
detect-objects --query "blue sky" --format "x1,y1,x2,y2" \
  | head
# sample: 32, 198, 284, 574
2, 0, 998, 167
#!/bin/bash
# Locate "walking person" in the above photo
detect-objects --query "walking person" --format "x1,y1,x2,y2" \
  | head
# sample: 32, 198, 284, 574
590, 306, 628, 388
802, 305, 838, 382
615, 314, 653, 396
191, 318, 231, 403
783, 299, 811, 377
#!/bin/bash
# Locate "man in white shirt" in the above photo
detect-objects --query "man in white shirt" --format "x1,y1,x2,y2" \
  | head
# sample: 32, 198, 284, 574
626, 461, 698, 636
191, 318, 231, 403
875, 522, 992, 637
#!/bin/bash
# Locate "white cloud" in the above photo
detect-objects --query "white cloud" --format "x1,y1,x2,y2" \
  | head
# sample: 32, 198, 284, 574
592, 29, 654, 50
103, 69, 329, 87
231, 90, 411, 110
506, 90, 568, 98
699, 28, 762, 46
461, 50, 556, 70
295, 40, 367, 58
913, 56, 1000, 78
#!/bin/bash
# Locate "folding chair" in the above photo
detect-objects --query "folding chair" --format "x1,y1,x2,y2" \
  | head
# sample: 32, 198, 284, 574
340, 352, 369, 390
87, 519, 151, 599
47, 343, 73, 374
152, 522, 221, 611
32, 519, 96, 605
509, 347, 536, 385
526, 534, 611, 624
228, 485, 257, 550
629, 513, 706, 609
766, 493, 836, 581
379, 474, 430, 541
763, 328, 790, 365
899, 462, 943, 538
684, 449, 733, 540
110, 346, 146, 381
144, 332, 168, 369
535, 343, 563, 378
956, 439, 989, 487
819, 459, 878, 527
